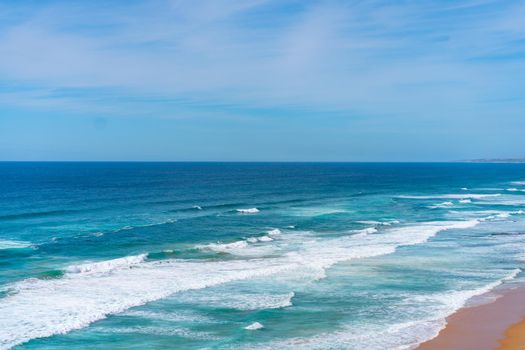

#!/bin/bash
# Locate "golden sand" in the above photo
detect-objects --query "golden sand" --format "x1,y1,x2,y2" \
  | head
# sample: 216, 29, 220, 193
417, 285, 525, 350
497, 317, 525, 350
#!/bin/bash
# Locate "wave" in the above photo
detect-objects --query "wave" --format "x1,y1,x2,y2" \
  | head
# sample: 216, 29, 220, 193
65, 254, 148, 274
122, 309, 215, 323
417, 268, 521, 310
480, 210, 525, 221
0, 220, 479, 349
236, 208, 260, 214
267, 228, 282, 236
247, 235, 273, 243
287, 207, 349, 217
397, 194, 500, 199
351, 227, 378, 237
110, 219, 177, 234
94, 325, 218, 340
198, 235, 275, 256
245, 322, 264, 330
0, 209, 77, 222
0, 240, 32, 250
247, 268, 520, 350
458, 199, 471, 203
511, 181, 525, 185
355, 220, 399, 226
197, 240, 249, 254
179, 291, 295, 311
429, 201, 454, 209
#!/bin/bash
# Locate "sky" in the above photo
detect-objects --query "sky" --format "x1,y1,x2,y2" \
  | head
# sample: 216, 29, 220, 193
0, 0, 524, 161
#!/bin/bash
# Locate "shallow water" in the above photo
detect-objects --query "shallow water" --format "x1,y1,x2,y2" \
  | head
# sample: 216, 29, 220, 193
0, 162, 524, 349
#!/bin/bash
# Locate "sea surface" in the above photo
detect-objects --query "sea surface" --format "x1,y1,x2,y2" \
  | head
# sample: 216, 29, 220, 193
1, 162, 525, 350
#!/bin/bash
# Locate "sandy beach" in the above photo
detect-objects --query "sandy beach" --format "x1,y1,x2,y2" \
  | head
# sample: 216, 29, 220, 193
497, 316, 525, 350
417, 284, 525, 350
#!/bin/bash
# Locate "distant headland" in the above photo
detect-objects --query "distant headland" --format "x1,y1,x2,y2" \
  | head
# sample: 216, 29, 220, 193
463, 158, 525, 163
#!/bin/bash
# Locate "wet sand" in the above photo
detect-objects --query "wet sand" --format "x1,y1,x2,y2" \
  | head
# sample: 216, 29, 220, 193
417, 284, 525, 350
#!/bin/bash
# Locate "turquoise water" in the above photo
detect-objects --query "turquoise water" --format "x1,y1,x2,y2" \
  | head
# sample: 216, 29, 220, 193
1, 162, 525, 349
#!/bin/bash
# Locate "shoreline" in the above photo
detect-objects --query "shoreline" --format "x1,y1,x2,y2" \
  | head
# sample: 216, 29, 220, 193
416, 282, 525, 350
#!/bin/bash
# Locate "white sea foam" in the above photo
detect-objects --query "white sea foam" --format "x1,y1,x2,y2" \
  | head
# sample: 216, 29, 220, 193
458, 199, 471, 204
65, 254, 148, 274
0, 258, 302, 349
417, 268, 521, 309
0, 240, 32, 250
471, 209, 525, 222
246, 236, 274, 243
193, 205, 203, 210
477, 198, 525, 206
95, 325, 218, 340
245, 322, 264, 330
429, 201, 454, 209
179, 291, 295, 311
511, 181, 525, 185
288, 207, 348, 217
356, 220, 399, 226
197, 240, 249, 254
506, 188, 519, 192
352, 227, 378, 237
122, 309, 215, 323
0, 220, 480, 349
398, 194, 500, 199
236, 208, 260, 214
267, 228, 282, 236
247, 268, 520, 350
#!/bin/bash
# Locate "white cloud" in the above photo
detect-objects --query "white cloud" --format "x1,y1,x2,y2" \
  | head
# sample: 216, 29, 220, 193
0, 0, 523, 121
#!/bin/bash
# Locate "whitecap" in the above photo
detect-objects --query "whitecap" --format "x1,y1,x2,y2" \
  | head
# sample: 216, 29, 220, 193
352, 227, 378, 237
0, 240, 32, 250
511, 181, 525, 185
245, 322, 264, 330
356, 220, 399, 226
180, 291, 295, 311
65, 254, 148, 274
398, 194, 500, 199
122, 309, 214, 323
429, 201, 454, 209
267, 229, 282, 236
236, 208, 260, 214
197, 240, 248, 253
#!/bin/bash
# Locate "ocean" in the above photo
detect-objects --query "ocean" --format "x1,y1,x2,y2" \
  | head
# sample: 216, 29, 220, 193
0, 162, 524, 349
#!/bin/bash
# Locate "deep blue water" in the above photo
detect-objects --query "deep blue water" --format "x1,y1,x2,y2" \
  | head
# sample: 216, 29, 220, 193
1, 162, 525, 349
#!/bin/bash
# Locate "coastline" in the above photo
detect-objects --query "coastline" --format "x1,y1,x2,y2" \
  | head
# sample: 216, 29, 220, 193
497, 315, 525, 349
416, 282, 525, 350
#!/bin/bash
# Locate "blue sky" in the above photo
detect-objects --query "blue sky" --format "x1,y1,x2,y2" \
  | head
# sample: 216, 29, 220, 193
0, 0, 524, 161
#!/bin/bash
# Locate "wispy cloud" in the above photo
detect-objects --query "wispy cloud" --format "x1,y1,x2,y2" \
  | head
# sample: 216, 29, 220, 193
1, 0, 524, 118
0, 0, 524, 155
